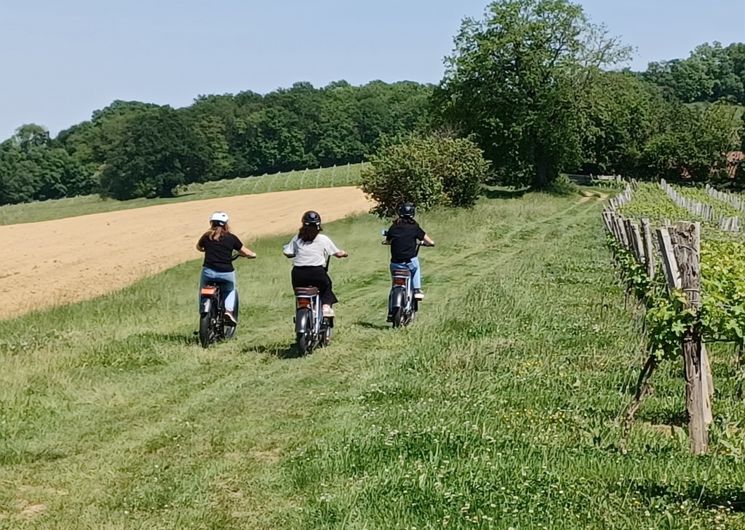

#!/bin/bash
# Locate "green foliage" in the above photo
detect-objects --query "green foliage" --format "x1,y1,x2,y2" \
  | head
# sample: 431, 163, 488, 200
436, 0, 630, 188
361, 135, 490, 216
99, 107, 210, 200
581, 72, 667, 176
644, 42, 745, 105
0, 127, 94, 205
1, 82, 432, 205
641, 102, 741, 181
701, 241, 745, 343
614, 184, 745, 361
618, 183, 694, 221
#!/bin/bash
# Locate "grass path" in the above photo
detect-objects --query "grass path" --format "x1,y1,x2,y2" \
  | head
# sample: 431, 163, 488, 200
2, 192, 744, 529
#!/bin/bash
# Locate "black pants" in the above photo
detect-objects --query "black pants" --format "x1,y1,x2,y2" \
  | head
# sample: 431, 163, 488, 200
291, 266, 338, 306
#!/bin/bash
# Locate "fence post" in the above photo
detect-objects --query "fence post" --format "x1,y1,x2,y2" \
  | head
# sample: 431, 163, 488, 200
641, 219, 655, 280
672, 222, 710, 455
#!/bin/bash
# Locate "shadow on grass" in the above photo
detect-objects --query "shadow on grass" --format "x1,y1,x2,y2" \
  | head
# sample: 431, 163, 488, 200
638, 409, 688, 428
243, 342, 300, 359
355, 320, 389, 330
631, 480, 745, 512
482, 187, 529, 200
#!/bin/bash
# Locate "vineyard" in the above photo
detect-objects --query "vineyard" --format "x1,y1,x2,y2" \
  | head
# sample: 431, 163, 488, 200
604, 181, 745, 453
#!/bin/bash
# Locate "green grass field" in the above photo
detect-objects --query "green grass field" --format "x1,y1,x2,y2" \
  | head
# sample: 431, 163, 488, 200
2, 191, 745, 529
0, 163, 365, 226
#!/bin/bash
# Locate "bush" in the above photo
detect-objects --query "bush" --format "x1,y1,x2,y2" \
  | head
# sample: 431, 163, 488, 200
361, 135, 489, 216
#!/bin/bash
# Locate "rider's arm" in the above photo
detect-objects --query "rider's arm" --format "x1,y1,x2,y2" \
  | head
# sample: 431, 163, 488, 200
282, 237, 297, 258
422, 234, 435, 246
323, 235, 347, 258
239, 245, 257, 259
196, 234, 206, 252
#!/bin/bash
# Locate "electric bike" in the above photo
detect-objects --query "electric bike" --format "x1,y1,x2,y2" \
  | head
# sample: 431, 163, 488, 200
293, 259, 334, 355
198, 254, 243, 348
382, 230, 433, 328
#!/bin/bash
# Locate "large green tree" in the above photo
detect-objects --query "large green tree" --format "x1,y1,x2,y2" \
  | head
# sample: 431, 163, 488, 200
99, 107, 210, 200
436, 0, 630, 188
644, 42, 745, 104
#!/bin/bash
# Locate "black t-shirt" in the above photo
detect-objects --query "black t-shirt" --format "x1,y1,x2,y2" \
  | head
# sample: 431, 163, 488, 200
387, 222, 426, 263
198, 233, 243, 272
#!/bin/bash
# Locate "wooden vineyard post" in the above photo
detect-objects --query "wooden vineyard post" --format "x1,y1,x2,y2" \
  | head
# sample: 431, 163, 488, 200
628, 220, 645, 265
656, 227, 681, 291
618, 217, 630, 248
672, 222, 711, 454
641, 219, 655, 280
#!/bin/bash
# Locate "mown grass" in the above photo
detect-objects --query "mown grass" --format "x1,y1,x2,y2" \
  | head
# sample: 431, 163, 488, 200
0, 163, 365, 225
1, 192, 745, 529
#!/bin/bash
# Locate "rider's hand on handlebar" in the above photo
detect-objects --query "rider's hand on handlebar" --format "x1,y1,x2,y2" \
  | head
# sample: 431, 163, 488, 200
336, 250, 349, 258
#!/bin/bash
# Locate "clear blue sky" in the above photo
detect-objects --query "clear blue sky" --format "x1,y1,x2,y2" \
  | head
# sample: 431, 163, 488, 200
1, 0, 743, 139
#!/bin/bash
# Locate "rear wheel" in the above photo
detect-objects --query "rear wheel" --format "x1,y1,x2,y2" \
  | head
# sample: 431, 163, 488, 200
321, 319, 333, 346
297, 332, 312, 355
199, 306, 216, 348
391, 307, 403, 328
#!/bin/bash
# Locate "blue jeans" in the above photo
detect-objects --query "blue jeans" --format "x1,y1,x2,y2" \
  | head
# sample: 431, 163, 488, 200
390, 257, 421, 290
199, 268, 237, 312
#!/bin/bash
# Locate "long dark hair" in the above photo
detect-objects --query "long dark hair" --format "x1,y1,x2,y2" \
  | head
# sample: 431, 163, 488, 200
394, 217, 418, 226
205, 222, 231, 241
298, 224, 320, 242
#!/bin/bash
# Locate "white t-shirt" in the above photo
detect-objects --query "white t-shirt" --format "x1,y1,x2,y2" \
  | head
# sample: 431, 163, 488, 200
283, 234, 340, 267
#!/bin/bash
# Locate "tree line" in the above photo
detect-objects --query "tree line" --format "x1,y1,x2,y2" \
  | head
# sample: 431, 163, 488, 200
433, 0, 744, 189
0, 81, 431, 204
1, 0, 744, 206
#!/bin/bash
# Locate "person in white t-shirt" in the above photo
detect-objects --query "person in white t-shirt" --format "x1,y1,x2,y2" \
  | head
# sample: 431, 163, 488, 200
283, 210, 348, 317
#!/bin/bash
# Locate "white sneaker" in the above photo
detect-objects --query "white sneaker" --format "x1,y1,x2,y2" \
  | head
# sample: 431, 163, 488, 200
323, 305, 335, 317
414, 290, 424, 300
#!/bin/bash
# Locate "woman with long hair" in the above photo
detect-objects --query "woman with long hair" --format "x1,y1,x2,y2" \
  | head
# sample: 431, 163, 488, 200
196, 211, 256, 324
283, 210, 348, 317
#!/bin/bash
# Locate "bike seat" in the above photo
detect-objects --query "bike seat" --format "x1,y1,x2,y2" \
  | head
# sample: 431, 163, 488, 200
391, 269, 411, 277
294, 287, 319, 296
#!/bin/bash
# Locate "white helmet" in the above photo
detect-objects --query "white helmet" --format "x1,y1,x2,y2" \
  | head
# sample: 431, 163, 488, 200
210, 211, 229, 226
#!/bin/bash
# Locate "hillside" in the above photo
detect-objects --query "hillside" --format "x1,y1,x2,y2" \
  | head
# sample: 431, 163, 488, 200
2, 191, 744, 528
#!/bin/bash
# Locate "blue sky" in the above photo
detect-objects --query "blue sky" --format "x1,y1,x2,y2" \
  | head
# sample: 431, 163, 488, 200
0, 0, 743, 139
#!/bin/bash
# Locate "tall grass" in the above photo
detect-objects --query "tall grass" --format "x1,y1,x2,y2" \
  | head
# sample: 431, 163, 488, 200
0, 163, 366, 226
1, 193, 744, 528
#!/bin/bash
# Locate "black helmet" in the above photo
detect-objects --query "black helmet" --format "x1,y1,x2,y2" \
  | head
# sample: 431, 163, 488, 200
302, 210, 322, 227
397, 202, 416, 218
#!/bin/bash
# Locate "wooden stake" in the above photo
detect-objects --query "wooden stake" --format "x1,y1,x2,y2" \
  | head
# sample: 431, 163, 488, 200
672, 222, 709, 454
657, 227, 681, 291
641, 219, 655, 280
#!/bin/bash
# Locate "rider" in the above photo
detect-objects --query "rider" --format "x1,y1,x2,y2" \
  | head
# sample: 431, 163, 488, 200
196, 211, 256, 325
385, 202, 434, 300
283, 211, 348, 317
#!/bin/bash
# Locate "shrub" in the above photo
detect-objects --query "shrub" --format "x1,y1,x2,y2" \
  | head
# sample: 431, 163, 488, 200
361, 135, 489, 216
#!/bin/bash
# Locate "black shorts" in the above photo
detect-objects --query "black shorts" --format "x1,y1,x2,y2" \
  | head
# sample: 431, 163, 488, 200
291, 266, 338, 306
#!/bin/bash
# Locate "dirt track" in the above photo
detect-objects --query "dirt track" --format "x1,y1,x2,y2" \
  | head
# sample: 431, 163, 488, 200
0, 187, 373, 320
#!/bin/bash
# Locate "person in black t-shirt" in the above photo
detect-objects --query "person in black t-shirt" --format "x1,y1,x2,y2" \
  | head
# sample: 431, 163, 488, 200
196, 211, 256, 325
385, 203, 435, 300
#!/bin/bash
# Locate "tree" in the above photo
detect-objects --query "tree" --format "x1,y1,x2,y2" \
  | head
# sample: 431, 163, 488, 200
581, 71, 668, 176
362, 135, 490, 217
99, 107, 210, 199
12, 124, 50, 151
436, 0, 630, 188
643, 42, 745, 104
641, 102, 741, 181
